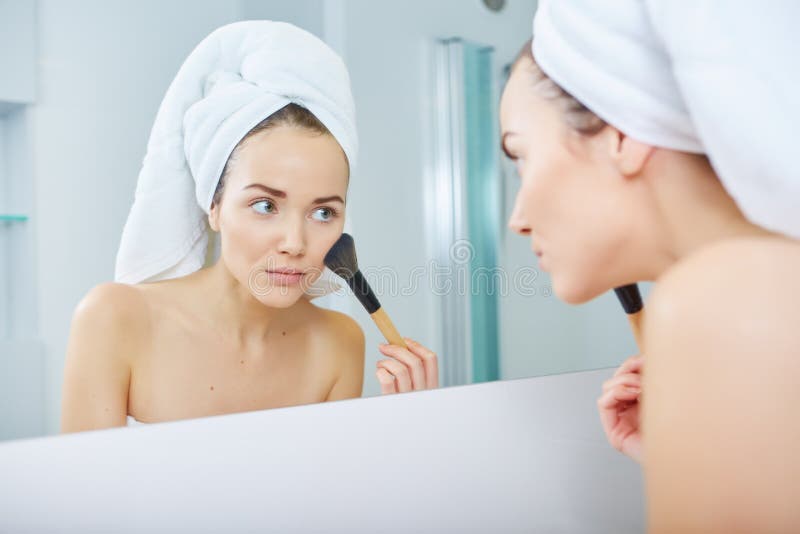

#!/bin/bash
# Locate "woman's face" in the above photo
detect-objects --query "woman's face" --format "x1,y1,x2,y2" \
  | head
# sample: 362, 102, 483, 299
209, 126, 348, 308
499, 60, 650, 304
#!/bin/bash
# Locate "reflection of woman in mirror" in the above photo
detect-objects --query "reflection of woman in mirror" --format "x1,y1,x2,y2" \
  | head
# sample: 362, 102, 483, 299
501, 1, 799, 530
61, 22, 438, 432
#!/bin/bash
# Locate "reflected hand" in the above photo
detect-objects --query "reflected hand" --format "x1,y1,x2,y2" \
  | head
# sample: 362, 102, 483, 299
376, 338, 439, 394
598, 354, 643, 463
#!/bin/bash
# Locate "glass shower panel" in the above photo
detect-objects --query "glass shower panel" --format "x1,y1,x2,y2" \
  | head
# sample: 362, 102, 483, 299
431, 38, 501, 386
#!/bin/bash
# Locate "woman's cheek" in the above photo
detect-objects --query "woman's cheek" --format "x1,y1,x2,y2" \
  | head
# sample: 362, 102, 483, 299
223, 218, 269, 274
319, 216, 345, 244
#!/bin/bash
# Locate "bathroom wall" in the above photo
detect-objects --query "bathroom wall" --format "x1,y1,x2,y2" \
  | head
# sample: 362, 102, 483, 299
1, 0, 41, 440
0, 0, 36, 105
240, 0, 324, 38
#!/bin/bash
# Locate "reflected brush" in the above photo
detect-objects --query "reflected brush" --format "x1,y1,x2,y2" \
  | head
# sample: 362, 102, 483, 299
614, 284, 645, 350
324, 233, 407, 348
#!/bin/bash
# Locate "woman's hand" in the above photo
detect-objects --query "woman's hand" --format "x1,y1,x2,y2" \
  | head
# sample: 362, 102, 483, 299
376, 338, 439, 394
598, 354, 643, 463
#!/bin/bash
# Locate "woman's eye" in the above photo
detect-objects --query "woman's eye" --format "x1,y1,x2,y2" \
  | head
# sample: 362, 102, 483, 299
311, 207, 336, 222
251, 199, 276, 215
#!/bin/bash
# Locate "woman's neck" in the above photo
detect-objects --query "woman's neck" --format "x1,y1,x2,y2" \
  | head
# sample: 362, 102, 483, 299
645, 152, 775, 279
197, 260, 286, 349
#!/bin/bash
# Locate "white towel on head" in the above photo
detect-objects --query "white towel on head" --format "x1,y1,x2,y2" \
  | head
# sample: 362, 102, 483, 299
533, 0, 800, 239
115, 21, 358, 291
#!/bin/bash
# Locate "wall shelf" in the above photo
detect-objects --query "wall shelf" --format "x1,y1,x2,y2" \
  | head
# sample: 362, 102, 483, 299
0, 214, 28, 223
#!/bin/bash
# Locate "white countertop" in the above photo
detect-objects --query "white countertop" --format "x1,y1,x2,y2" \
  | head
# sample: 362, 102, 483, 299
0, 368, 644, 533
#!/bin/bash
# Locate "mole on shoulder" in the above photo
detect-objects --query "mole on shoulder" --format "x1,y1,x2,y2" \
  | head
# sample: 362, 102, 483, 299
210, 385, 214, 391
282, 331, 286, 336
240, 360, 244, 364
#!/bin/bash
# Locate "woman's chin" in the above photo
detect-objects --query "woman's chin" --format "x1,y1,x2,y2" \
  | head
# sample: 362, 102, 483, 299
552, 275, 603, 305
252, 286, 305, 308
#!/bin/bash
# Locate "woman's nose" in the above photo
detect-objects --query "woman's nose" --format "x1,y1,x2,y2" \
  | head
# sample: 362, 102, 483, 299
278, 219, 307, 256
508, 195, 532, 236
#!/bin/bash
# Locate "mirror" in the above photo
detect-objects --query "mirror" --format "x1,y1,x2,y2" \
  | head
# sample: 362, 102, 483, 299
0, 0, 639, 442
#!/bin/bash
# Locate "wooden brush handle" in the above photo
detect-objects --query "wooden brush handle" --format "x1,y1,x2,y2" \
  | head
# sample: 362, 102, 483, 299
627, 310, 645, 351
370, 307, 407, 348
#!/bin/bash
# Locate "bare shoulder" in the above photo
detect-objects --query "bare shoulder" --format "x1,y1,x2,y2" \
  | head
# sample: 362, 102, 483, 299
71, 282, 153, 359
647, 236, 800, 336
62, 282, 153, 431
310, 306, 366, 358
77, 281, 148, 311
645, 235, 800, 401
75, 282, 150, 324
643, 236, 800, 531
299, 304, 366, 401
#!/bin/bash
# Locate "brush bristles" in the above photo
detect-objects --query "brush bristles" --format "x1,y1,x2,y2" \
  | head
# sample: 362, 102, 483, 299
324, 233, 359, 280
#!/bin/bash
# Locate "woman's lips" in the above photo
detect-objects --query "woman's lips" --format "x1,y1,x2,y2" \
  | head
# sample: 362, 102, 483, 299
533, 249, 548, 270
265, 269, 305, 286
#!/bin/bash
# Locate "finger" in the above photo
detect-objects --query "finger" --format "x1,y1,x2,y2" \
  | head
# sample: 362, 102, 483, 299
378, 344, 426, 390
597, 386, 640, 411
597, 387, 640, 448
613, 355, 644, 377
606, 406, 641, 455
403, 338, 439, 388
377, 359, 413, 393
376, 368, 397, 395
598, 403, 619, 446
602, 373, 642, 393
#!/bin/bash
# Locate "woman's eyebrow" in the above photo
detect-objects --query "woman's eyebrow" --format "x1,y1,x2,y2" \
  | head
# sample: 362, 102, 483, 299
313, 195, 345, 204
244, 184, 344, 204
243, 183, 286, 198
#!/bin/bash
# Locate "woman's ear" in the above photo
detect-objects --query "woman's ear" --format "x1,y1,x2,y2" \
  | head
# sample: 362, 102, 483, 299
208, 202, 220, 232
608, 129, 655, 177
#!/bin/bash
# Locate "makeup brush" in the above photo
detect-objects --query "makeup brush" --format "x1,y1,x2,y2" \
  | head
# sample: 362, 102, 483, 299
614, 284, 645, 350
324, 233, 407, 348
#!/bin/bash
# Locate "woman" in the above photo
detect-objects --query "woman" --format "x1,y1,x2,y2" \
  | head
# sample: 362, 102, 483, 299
501, 1, 799, 531
61, 21, 437, 431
